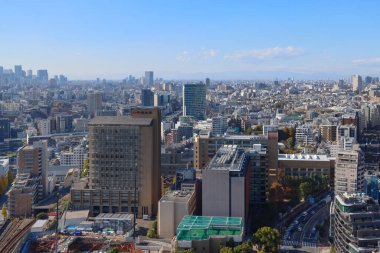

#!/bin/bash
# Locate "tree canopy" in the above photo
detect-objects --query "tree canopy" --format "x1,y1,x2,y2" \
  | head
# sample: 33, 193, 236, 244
252, 227, 280, 253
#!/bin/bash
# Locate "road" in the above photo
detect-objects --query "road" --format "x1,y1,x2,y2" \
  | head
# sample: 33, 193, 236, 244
283, 194, 331, 249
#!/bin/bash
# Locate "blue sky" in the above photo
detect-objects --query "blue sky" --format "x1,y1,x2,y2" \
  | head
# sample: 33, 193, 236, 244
1, 0, 380, 79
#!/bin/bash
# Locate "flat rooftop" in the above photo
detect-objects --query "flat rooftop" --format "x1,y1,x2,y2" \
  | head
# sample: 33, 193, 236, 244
177, 215, 243, 241
160, 190, 194, 203
278, 153, 332, 162
89, 117, 152, 126
95, 213, 134, 221
206, 145, 246, 172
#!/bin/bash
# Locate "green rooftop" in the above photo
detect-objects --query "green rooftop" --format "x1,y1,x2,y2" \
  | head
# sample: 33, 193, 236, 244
176, 215, 243, 241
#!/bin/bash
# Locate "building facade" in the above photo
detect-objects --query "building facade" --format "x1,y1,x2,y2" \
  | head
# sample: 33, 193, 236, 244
71, 108, 161, 218
334, 145, 365, 195
183, 83, 206, 120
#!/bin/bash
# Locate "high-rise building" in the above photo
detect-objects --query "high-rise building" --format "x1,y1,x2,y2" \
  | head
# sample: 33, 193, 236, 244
140, 89, 154, 106
71, 108, 161, 217
87, 91, 103, 114
27, 69, 32, 78
334, 145, 364, 195
331, 193, 380, 253
144, 71, 154, 86
352, 74, 363, 92
183, 83, 206, 120
37, 69, 48, 83
0, 118, 10, 143
17, 141, 48, 200
14, 65, 22, 77
205, 78, 210, 87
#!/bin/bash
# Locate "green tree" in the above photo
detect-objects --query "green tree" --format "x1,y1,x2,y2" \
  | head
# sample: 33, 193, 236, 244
252, 227, 280, 253
147, 220, 158, 238
299, 181, 313, 199
36, 212, 49, 220
286, 137, 295, 149
220, 247, 234, 253
2, 203, 7, 218
7, 171, 13, 185
109, 247, 120, 253
81, 159, 89, 177
234, 242, 254, 253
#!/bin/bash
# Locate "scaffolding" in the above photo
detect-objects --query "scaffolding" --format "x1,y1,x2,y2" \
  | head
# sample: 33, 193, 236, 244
176, 215, 243, 241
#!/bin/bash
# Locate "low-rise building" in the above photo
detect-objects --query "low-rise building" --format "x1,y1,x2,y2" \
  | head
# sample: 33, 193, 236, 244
158, 190, 196, 238
175, 215, 243, 253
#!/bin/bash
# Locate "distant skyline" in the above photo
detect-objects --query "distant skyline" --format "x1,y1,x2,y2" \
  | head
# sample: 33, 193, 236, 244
1, 1, 380, 80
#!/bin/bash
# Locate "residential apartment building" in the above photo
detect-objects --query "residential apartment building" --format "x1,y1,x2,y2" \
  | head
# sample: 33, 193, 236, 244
332, 193, 380, 253
334, 145, 365, 195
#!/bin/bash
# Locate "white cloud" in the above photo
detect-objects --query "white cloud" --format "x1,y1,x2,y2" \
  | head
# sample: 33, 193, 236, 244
224, 46, 303, 61
201, 48, 218, 59
176, 51, 190, 62
352, 57, 380, 66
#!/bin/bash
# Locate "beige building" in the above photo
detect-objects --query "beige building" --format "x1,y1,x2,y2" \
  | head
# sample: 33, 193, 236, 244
8, 174, 37, 218
320, 125, 337, 142
334, 145, 364, 195
71, 108, 161, 218
352, 74, 363, 92
158, 190, 196, 238
17, 141, 48, 200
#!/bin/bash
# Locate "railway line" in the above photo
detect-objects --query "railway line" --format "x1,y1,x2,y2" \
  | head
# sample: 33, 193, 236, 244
0, 218, 35, 252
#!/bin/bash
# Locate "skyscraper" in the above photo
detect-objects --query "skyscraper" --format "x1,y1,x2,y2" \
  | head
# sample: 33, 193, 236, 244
14, 65, 22, 77
183, 83, 206, 120
144, 71, 154, 86
141, 89, 154, 106
352, 74, 363, 92
71, 108, 161, 217
87, 91, 103, 114
37, 69, 49, 83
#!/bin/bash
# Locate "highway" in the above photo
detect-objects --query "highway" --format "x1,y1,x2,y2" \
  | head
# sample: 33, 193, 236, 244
282, 194, 331, 249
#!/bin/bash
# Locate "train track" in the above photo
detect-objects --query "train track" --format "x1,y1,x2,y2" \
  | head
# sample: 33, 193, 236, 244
0, 218, 35, 253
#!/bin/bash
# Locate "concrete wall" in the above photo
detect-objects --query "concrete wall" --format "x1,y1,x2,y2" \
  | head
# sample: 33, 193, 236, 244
202, 169, 229, 216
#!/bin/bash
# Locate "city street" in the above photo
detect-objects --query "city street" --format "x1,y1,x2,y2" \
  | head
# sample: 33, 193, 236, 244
282, 195, 331, 249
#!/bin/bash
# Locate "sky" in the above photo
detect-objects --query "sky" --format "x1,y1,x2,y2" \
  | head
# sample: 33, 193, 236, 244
1, 0, 380, 80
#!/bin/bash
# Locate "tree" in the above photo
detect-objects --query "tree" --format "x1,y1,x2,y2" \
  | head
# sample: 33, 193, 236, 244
81, 159, 89, 177
268, 182, 284, 203
234, 242, 254, 253
220, 247, 234, 253
299, 182, 313, 199
109, 247, 120, 253
2, 203, 7, 218
36, 212, 49, 220
147, 220, 158, 238
7, 171, 13, 185
0, 176, 6, 195
252, 227, 280, 253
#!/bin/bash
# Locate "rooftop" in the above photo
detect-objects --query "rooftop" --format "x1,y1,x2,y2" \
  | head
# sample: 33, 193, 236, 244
160, 190, 194, 203
278, 153, 331, 161
89, 117, 152, 126
206, 145, 247, 172
95, 213, 134, 221
176, 215, 243, 241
